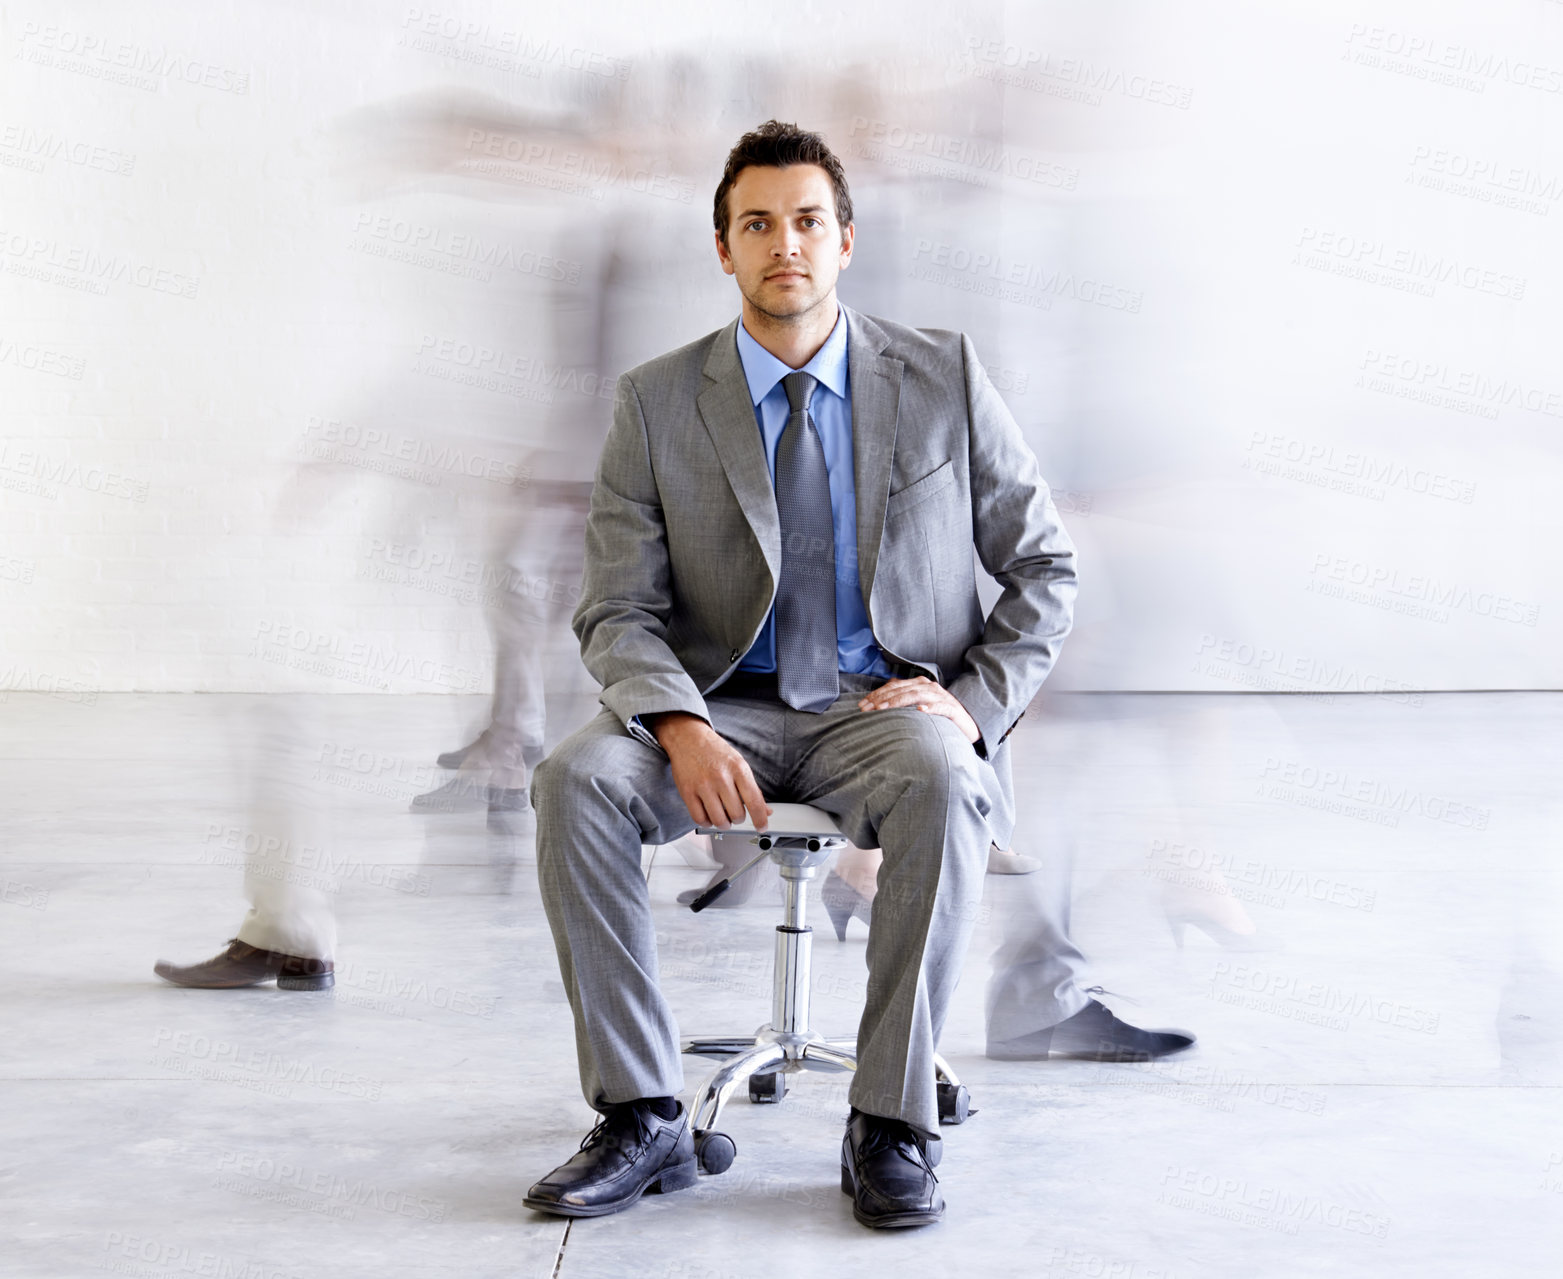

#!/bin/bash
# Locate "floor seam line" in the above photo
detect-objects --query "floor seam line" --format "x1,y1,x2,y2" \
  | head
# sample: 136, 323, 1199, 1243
549, 1219, 573, 1279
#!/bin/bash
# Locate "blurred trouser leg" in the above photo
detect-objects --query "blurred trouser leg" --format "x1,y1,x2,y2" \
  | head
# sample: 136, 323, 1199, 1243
232, 699, 338, 962
235, 872, 336, 961
487, 483, 591, 785
984, 844, 1091, 1042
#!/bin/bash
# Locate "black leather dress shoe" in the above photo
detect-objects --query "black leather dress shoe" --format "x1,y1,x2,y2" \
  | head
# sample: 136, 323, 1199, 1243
840, 1109, 944, 1229
987, 998, 1195, 1062
153, 939, 334, 991
523, 1102, 697, 1218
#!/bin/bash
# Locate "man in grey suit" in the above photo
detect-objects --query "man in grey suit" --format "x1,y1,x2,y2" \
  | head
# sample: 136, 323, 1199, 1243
523, 120, 1077, 1229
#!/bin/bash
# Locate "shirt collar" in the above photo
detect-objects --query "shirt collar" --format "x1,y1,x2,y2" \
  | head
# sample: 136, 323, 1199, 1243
734, 305, 850, 408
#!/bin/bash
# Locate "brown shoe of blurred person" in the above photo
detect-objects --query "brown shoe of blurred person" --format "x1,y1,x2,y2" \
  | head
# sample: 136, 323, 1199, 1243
154, 939, 334, 990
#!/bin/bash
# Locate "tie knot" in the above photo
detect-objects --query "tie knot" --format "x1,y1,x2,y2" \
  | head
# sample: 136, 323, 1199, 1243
783, 371, 818, 414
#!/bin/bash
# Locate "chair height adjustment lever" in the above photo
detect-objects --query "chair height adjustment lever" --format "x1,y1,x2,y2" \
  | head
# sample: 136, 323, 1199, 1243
688, 842, 774, 913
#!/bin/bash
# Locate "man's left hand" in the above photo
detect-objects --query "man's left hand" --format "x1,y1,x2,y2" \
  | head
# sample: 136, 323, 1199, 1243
857, 677, 980, 745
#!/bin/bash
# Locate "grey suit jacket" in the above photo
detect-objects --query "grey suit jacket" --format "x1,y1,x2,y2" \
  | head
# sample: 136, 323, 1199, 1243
572, 303, 1077, 845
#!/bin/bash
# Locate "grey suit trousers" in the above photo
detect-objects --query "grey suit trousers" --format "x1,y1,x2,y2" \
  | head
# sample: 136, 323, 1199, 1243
531, 672, 995, 1136
983, 849, 1092, 1042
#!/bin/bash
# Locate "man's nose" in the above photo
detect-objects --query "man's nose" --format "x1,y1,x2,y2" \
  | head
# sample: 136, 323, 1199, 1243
772, 228, 801, 256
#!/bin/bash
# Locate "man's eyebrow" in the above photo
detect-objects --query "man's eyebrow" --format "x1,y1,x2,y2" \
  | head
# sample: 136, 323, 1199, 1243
736, 204, 828, 220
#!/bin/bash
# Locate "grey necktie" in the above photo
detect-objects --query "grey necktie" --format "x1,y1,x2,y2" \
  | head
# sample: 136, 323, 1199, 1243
774, 371, 839, 713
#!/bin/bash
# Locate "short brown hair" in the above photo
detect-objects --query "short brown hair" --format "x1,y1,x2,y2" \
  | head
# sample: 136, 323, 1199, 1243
713, 120, 853, 247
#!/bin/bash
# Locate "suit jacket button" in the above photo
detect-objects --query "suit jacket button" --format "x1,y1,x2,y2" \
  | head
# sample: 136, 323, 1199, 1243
729, 649, 740, 662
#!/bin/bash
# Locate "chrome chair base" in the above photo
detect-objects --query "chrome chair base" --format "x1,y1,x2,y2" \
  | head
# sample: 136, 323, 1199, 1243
679, 804, 974, 1174
682, 1029, 970, 1132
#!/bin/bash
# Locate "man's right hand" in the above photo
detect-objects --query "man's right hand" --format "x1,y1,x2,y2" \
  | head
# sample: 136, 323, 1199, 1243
646, 712, 771, 832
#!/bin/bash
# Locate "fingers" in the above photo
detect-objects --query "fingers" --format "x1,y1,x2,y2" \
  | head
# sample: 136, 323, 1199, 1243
691, 768, 751, 830
674, 736, 770, 831
856, 677, 919, 710
717, 779, 748, 825
876, 688, 941, 710
737, 768, 770, 833
918, 702, 981, 744
691, 780, 740, 829
859, 678, 944, 712
915, 702, 961, 731
853, 676, 981, 745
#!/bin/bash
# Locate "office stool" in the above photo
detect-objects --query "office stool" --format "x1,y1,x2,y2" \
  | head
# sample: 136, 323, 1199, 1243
679, 802, 973, 1175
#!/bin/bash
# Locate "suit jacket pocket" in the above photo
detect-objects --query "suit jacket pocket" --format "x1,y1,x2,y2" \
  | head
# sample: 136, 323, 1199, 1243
885, 459, 955, 519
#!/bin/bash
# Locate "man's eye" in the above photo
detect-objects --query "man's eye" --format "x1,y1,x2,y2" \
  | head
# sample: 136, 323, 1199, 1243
802, 218, 821, 228
747, 220, 766, 232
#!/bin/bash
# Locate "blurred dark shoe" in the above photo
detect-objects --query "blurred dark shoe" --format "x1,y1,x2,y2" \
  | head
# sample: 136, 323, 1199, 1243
154, 939, 334, 991
987, 846, 1040, 875
522, 1101, 696, 1218
987, 997, 1194, 1062
435, 736, 486, 769
821, 870, 873, 939
840, 1109, 944, 1229
410, 776, 491, 813
436, 732, 545, 772
487, 786, 529, 814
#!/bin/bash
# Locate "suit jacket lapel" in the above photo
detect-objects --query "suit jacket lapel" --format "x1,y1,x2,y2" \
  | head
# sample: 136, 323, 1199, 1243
844, 304, 903, 615
697, 320, 781, 585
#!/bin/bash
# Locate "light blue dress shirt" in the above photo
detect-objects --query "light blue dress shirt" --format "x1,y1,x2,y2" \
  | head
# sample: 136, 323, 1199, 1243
733, 309, 893, 679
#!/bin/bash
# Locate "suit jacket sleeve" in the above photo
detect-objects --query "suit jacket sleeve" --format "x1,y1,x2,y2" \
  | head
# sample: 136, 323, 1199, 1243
946, 333, 1079, 752
572, 373, 710, 742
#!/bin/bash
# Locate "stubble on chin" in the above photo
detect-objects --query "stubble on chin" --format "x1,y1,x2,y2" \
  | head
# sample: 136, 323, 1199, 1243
743, 276, 831, 325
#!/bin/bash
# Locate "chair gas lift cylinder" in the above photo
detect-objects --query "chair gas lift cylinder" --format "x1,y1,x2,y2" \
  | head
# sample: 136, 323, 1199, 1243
680, 803, 974, 1176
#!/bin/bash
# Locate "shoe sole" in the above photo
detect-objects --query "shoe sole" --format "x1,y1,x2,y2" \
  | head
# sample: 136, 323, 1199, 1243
522, 1158, 699, 1219
154, 975, 271, 989
985, 1040, 1194, 1062
410, 798, 487, 814
155, 973, 333, 991
839, 1166, 943, 1228
277, 972, 335, 991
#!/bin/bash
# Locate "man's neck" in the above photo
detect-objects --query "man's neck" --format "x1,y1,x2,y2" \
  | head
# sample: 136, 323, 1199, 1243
740, 295, 840, 370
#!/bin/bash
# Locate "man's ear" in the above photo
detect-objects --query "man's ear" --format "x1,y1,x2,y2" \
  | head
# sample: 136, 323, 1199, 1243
714, 229, 735, 276
838, 221, 855, 269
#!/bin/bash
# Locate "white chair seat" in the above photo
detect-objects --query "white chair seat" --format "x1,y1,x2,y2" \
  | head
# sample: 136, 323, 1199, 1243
695, 802, 844, 838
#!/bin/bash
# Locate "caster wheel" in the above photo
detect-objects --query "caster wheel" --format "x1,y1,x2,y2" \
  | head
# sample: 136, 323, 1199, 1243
694, 1130, 737, 1175
937, 1082, 974, 1125
748, 1072, 787, 1104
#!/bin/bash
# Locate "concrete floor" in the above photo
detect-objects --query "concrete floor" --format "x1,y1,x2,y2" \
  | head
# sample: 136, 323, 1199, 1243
2, 689, 1559, 1278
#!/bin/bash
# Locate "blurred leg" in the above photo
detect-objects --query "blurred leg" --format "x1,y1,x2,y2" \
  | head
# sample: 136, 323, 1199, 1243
234, 699, 337, 961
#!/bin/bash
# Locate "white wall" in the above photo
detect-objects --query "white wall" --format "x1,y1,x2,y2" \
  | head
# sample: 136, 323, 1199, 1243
1, 0, 1558, 695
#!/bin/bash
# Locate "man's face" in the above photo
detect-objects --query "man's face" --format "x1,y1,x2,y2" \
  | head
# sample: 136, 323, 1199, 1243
715, 163, 854, 322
